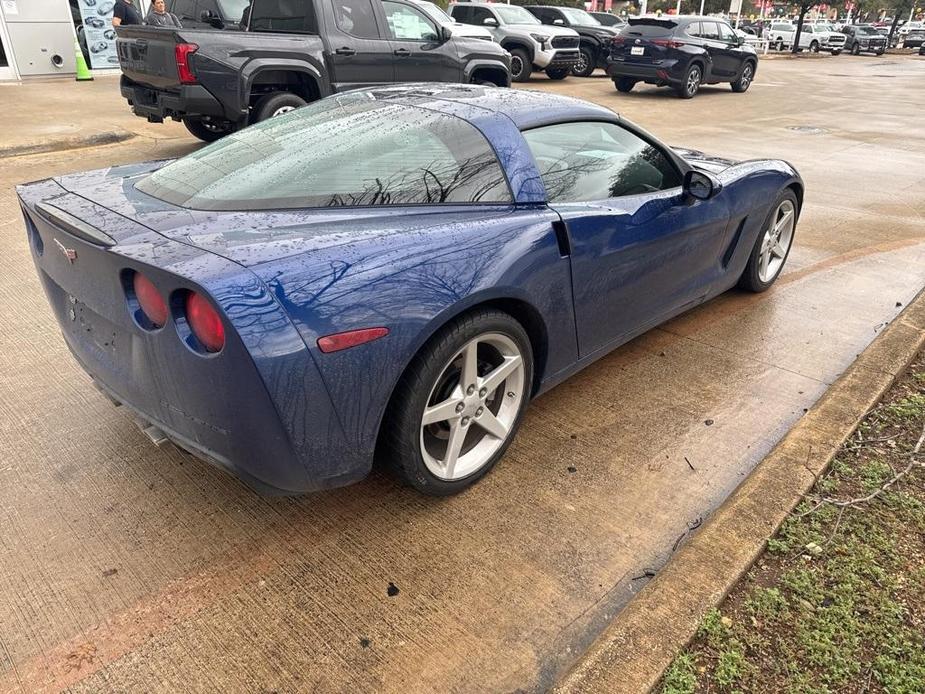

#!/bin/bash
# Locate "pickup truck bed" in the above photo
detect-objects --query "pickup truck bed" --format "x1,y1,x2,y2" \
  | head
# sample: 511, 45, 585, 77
116, 0, 511, 141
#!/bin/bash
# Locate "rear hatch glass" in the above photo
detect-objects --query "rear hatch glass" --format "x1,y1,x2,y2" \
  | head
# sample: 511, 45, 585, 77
615, 19, 676, 61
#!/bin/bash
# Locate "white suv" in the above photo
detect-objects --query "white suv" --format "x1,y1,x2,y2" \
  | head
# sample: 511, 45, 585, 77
769, 21, 845, 54
450, 2, 582, 81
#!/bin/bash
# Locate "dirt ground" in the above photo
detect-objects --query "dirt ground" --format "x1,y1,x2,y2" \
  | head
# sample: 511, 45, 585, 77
1, 55, 924, 693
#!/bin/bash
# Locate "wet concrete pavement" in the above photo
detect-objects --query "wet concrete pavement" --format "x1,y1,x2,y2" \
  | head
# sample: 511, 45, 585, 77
1, 55, 924, 692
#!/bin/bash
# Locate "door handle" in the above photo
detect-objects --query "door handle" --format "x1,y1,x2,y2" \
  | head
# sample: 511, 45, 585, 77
335, 47, 357, 56
393, 48, 412, 56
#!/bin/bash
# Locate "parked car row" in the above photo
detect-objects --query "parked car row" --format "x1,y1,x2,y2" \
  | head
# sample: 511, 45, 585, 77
116, 1, 760, 142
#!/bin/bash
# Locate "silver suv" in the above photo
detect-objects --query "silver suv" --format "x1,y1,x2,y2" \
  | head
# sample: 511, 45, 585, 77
450, 2, 581, 81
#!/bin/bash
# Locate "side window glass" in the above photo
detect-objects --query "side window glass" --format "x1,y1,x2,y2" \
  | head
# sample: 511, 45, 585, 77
450, 5, 469, 23
332, 0, 381, 38
471, 7, 493, 25
522, 121, 682, 203
686, 21, 702, 37
717, 22, 735, 41
700, 21, 720, 40
173, 0, 196, 18
383, 2, 438, 40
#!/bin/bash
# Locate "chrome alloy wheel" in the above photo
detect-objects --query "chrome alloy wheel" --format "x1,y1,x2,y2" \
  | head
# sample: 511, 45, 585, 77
510, 55, 525, 79
758, 199, 796, 283
686, 66, 701, 95
420, 333, 525, 481
574, 52, 588, 72
740, 64, 753, 89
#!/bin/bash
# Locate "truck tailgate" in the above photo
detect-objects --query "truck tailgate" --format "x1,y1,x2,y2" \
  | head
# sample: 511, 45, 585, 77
116, 26, 182, 90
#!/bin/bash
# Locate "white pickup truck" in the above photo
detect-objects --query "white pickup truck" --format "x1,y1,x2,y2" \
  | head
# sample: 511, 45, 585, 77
768, 21, 846, 54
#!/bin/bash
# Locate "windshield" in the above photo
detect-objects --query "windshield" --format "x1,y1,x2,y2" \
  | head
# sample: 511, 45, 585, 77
417, 2, 453, 25
494, 5, 540, 25
218, 0, 250, 22
137, 96, 511, 211
559, 7, 600, 26
856, 26, 879, 35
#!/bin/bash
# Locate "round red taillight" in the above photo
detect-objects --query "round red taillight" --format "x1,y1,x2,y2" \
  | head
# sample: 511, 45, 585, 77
186, 291, 225, 353
133, 272, 168, 328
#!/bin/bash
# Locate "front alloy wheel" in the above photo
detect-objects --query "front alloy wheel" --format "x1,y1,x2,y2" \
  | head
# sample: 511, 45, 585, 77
731, 62, 753, 92
738, 192, 798, 292
383, 309, 533, 495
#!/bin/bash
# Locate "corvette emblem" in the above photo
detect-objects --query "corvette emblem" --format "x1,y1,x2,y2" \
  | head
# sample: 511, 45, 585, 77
54, 238, 77, 263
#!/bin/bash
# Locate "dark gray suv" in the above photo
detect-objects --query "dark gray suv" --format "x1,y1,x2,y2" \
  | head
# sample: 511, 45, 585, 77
607, 15, 758, 98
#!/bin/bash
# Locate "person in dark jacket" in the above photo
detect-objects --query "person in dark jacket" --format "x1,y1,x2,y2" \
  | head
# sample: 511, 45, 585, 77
145, 0, 182, 27
112, 0, 142, 26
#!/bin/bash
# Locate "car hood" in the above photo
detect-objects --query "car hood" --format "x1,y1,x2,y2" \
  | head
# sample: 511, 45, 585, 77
673, 147, 740, 173
51, 162, 518, 268
449, 22, 493, 38
506, 23, 578, 37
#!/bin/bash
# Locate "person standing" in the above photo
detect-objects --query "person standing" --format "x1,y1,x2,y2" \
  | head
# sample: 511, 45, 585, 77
112, 0, 142, 27
145, 0, 182, 27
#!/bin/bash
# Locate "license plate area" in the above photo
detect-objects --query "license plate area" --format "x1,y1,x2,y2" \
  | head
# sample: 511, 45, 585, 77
631, 46, 645, 55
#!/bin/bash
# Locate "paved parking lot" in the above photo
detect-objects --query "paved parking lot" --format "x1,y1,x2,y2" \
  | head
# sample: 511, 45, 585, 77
1, 55, 924, 693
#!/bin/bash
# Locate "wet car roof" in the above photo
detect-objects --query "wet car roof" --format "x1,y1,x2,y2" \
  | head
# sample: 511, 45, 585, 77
357, 83, 618, 130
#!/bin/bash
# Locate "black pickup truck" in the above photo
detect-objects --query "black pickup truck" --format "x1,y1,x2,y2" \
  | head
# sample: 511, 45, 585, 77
116, 0, 511, 141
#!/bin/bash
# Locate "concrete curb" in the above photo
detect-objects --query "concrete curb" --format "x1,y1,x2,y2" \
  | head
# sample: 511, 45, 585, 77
0, 130, 135, 160
555, 287, 925, 694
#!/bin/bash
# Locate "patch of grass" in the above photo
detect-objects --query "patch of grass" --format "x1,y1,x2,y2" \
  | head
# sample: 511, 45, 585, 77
662, 653, 697, 694
658, 353, 925, 693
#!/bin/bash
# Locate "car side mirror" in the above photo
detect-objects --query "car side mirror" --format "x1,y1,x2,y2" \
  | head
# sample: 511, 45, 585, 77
483, 17, 498, 26
553, 18, 565, 25
683, 170, 721, 201
440, 25, 452, 42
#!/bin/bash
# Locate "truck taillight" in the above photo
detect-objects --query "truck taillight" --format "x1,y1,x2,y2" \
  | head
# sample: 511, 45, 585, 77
175, 43, 198, 84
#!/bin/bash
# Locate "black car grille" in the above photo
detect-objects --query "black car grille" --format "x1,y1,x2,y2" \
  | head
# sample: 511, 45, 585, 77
551, 36, 580, 49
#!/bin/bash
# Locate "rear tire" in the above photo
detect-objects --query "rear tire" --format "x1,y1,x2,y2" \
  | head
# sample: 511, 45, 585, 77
382, 309, 533, 496
252, 92, 307, 123
738, 190, 799, 292
571, 47, 596, 77
614, 77, 636, 93
545, 66, 570, 80
775, 38, 784, 51
182, 117, 235, 142
675, 63, 701, 98
810, 40, 819, 52
509, 48, 531, 82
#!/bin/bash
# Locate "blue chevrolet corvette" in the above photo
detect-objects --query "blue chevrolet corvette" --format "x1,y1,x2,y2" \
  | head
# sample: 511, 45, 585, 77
18, 85, 802, 496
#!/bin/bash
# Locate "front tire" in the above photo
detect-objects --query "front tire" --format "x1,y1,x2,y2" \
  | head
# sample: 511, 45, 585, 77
545, 66, 570, 80
509, 48, 531, 82
851, 42, 860, 55
571, 47, 596, 77
614, 77, 636, 93
775, 38, 784, 51
382, 309, 533, 496
810, 40, 819, 52
675, 63, 701, 98
182, 117, 235, 142
738, 191, 798, 292
730, 61, 754, 92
